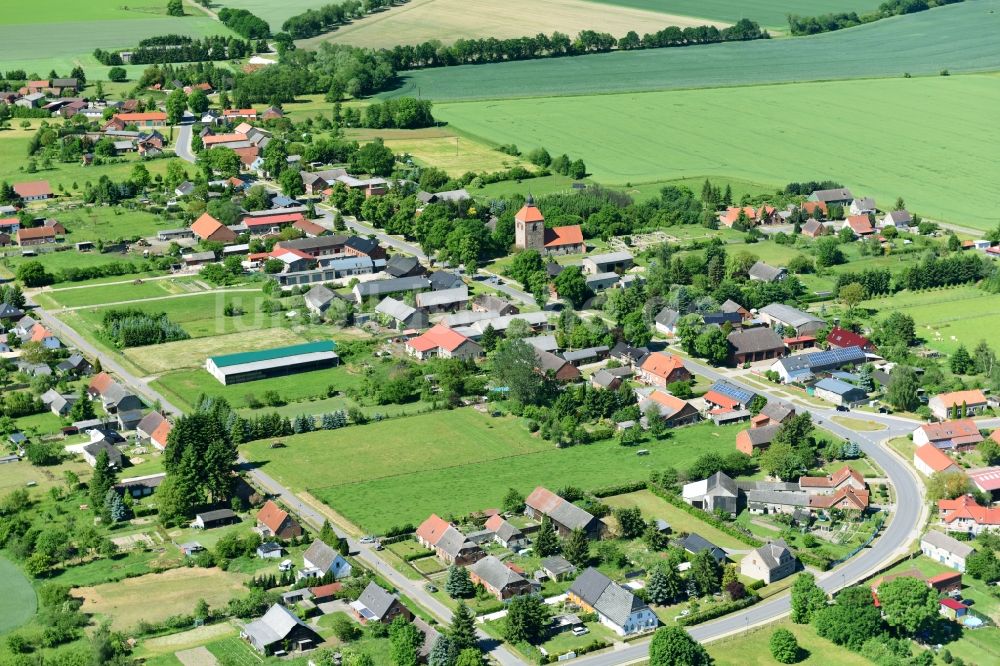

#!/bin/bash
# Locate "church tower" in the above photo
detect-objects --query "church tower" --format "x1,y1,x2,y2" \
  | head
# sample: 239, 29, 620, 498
514, 195, 545, 250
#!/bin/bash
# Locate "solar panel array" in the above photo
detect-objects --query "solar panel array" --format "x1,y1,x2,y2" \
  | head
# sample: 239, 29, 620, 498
805, 345, 866, 370
710, 380, 756, 405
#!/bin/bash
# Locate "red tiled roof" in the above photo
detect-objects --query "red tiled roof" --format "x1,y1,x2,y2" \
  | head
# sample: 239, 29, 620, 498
720, 206, 757, 225
544, 225, 583, 248
515, 203, 544, 223
969, 466, 1000, 492
30, 325, 53, 342
484, 514, 506, 532
846, 215, 875, 234
938, 494, 1000, 526
927, 571, 962, 587
915, 444, 958, 473
640, 352, 686, 379
310, 582, 342, 598
416, 514, 451, 546
525, 486, 562, 514
232, 146, 260, 166
826, 327, 873, 349
992, 430, 1000, 446
941, 598, 968, 611
88, 371, 115, 396
0, 218, 18, 229
799, 465, 863, 489
191, 213, 227, 240
934, 390, 988, 409
406, 324, 472, 353
150, 420, 172, 449
703, 390, 739, 410
783, 335, 816, 344
292, 219, 327, 237
800, 201, 827, 216
917, 419, 983, 446
202, 133, 248, 146
243, 212, 304, 228
257, 500, 291, 534
115, 112, 167, 122
17, 227, 55, 241
223, 108, 257, 116
13, 180, 52, 198
809, 486, 869, 510
647, 390, 689, 414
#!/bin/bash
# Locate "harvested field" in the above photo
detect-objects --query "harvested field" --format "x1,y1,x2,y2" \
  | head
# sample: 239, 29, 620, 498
124, 328, 309, 375
175, 647, 219, 666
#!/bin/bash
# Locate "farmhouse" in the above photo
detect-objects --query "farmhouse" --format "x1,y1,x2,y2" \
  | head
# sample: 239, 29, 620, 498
525, 486, 604, 539
534, 348, 582, 382
300, 539, 352, 579
929, 389, 989, 420
735, 423, 780, 456
483, 514, 527, 550
416, 514, 484, 565
256, 500, 303, 539
727, 327, 785, 364
468, 556, 533, 600
416, 285, 469, 313
82, 440, 122, 469
13, 180, 53, 201
844, 215, 875, 237
636, 388, 700, 427
205, 341, 339, 385
472, 294, 519, 316
938, 494, 1000, 535
809, 188, 854, 205
758, 303, 826, 335
353, 276, 431, 303
679, 533, 727, 563
115, 472, 166, 499
770, 346, 867, 384
826, 327, 876, 352
375, 297, 429, 330
191, 213, 238, 244
914, 443, 961, 477
741, 539, 796, 584
637, 352, 690, 387
114, 112, 167, 127
682, 472, 739, 514
17, 227, 56, 246
242, 604, 320, 655
243, 212, 306, 236
920, 531, 973, 572
748, 261, 786, 283
351, 582, 411, 625
569, 568, 657, 636
799, 466, 866, 494
194, 509, 238, 529
405, 324, 482, 361
913, 419, 983, 451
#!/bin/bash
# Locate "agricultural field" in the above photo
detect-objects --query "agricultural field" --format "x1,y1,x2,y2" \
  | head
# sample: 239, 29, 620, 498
0, 1, 231, 81
861, 285, 1000, 355
435, 74, 1000, 228
240, 408, 741, 532
73, 567, 249, 631
382, 1, 1000, 100
590, 0, 883, 30
124, 327, 310, 375
311, 0, 723, 50
385, 129, 533, 177
0, 556, 36, 636
42, 278, 204, 310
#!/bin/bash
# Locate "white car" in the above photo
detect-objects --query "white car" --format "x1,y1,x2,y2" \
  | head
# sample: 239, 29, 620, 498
278, 559, 293, 572
571, 626, 589, 636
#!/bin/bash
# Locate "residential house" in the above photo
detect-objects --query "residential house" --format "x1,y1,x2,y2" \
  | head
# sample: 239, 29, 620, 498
194, 509, 239, 529
928, 571, 963, 595
56, 353, 92, 376
582, 251, 634, 275
484, 514, 527, 550
769, 346, 867, 384
428, 270, 464, 291
682, 472, 739, 514
929, 389, 989, 420
568, 567, 658, 636
292, 219, 327, 238
468, 556, 533, 600
243, 212, 305, 236
135, 412, 167, 445
0, 302, 25, 321
13, 180, 53, 201
914, 443, 961, 477
753, 401, 795, 428
938, 494, 1000, 535
727, 327, 786, 364
257, 542, 285, 559
653, 307, 680, 336
416, 514, 484, 565
740, 539, 796, 583
525, 486, 604, 539
472, 294, 519, 316
799, 466, 866, 495
800, 218, 825, 238
720, 299, 751, 320
719, 205, 779, 227
880, 210, 912, 231
849, 197, 877, 215
920, 531, 973, 572
300, 539, 352, 579
17, 227, 57, 246
610, 342, 649, 368
376, 297, 429, 330
385, 255, 425, 279
534, 349, 582, 382
748, 261, 787, 283
758, 304, 826, 335
813, 377, 868, 406
636, 388, 700, 427
242, 604, 321, 655
704, 381, 756, 412
679, 533, 727, 563
40, 389, 75, 416
114, 112, 167, 127
809, 188, 854, 206
405, 324, 482, 361
115, 472, 166, 499
117, 409, 144, 431
638, 352, 690, 387
191, 213, 237, 244
913, 419, 983, 452
590, 367, 631, 391
844, 215, 875, 237
256, 500, 303, 539
303, 284, 337, 316
150, 420, 172, 451
415, 285, 469, 313
735, 423, 780, 456
540, 555, 577, 581
351, 582, 411, 624
562, 345, 609, 366
275, 235, 347, 257
344, 236, 386, 260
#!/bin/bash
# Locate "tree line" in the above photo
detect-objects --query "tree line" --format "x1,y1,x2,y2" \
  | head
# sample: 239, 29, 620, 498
100, 309, 190, 348
217, 8, 272, 39
94, 35, 261, 66
787, 0, 964, 35
279, 0, 396, 40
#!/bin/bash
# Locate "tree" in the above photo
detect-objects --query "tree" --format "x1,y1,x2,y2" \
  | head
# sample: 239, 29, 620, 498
950, 345, 974, 375
351, 138, 395, 176
329, 614, 360, 641
389, 616, 422, 666
562, 528, 590, 567
874, 312, 917, 348
454, 649, 482, 666
694, 327, 730, 365
648, 627, 712, 666
790, 573, 826, 623
979, 438, 1000, 466
878, 576, 938, 635
814, 586, 885, 650
622, 310, 651, 346
165, 89, 187, 125
194, 599, 210, 621
108, 67, 127, 82
188, 88, 209, 114
490, 339, 549, 406
972, 339, 996, 375
279, 167, 305, 197
448, 602, 478, 653
88, 450, 117, 512
838, 282, 865, 311
885, 366, 920, 411
760, 442, 802, 480
166, 0, 184, 16
533, 515, 559, 557
16, 260, 54, 287
646, 565, 683, 605
769, 629, 801, 664
429, 635, 458, 666
614, 507, 645, 539
69, 385, 96, 421
966, 548, 1000, 582
815, 237, 845, 267
689, 549, 722, 596
104, 489, 128, 522
553, 266, 590, 308
446, 565, 474, 599
503, 594, 549, 644
502, 487, 524, 513
162, 409, 238, 520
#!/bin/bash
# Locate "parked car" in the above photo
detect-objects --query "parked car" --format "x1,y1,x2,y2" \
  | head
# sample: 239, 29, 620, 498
836, 405, 850, 412
571, 626, 589, 636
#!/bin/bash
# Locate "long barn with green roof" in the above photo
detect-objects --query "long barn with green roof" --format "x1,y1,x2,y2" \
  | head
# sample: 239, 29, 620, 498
205, 341, 339, 385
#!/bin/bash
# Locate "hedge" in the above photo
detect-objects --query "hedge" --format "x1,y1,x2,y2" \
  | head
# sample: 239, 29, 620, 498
648, 485, 763, 548
591, 481, 648, 498
795, 550, 833, 571
677, 594, 760, 626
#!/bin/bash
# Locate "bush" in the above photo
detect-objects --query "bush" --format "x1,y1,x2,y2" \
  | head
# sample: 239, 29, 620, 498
770, 628, 801, 664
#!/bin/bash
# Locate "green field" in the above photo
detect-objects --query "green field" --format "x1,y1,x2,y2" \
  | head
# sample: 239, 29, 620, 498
861, 285, 1000, 355
589, 0, 883, 29
706, 618, 871, 665
604, 489, 749, 550
0, 556, 36, 636
436, 74, 1000, 228
1, 0, 179, 24
241, 409, 741, 532
218, 0, 326, 31
383, 2, 1000, 100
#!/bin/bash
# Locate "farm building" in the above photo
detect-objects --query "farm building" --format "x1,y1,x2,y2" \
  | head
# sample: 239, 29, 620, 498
468, 556, 533, 600
727, 327, 785, 364
351, 582, 411, 625
913, 444, 961, 477
205, 341, 339, 385
256, 500, 302, 539
242, 604, 321, 655
920, 531, 973, 572
194, 509, 238, 529
525, 486, 604, 539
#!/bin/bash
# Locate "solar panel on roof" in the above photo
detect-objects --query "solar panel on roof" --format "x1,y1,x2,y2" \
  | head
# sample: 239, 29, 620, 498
357, 608, 376, 620
710, 380, 755, 405
804, 346, 865, 370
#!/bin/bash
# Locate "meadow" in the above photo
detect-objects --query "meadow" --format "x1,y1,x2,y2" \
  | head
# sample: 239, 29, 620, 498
382, 1, 1000, 100
861, 285, 1000, 355
589, 0, 883, 30
0, 556, 36, 636
435, 75, 1000, 229
384, 129, 533, 177
705, 618, 871, 665
604, 489, 749, 550
241, 409, 740, 532
313, 0, 721, 49
44, 278, 205, 310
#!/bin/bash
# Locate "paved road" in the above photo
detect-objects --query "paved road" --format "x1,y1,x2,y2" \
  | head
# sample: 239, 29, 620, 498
175, 122, 195, 164
477, 268, 535, 306
311, 203, 428, 260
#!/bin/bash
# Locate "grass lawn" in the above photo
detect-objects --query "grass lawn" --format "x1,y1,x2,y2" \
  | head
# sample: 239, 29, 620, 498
206, 635, 271, 666
0, 458, 92, 495
590, 0, 883, 30
861, 285, 1000, 354
45, 278, 201, 310
706, 617, 871, 665
134, 623, 239, 661
830, 416, 887, 432
603, 489, 750, 550
0, 246, 152, 282
73, 567, 249, 630
287, 413, 741, 532
309, 0, 721, 50
55, 207, 184, 244
0, 556, 36, 635
434, 73, 1000, 229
